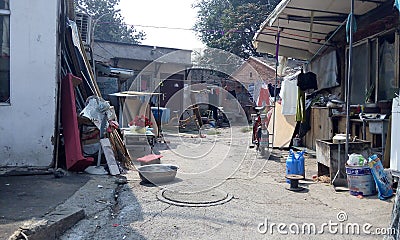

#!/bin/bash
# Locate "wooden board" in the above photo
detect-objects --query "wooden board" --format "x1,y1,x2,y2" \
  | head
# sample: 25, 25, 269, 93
305, 107, 333, 150
100, 138, 120, 176
268, 103, 296, 148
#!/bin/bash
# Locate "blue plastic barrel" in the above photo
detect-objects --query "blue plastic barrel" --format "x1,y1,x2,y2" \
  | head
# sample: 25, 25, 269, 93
286, 150, 305, 183
286, 150, 298, 183
297, 151, 305, 179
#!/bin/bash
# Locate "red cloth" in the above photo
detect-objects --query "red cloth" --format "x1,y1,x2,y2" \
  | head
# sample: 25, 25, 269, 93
137, 154, 163, 163
257, 86, 270, 107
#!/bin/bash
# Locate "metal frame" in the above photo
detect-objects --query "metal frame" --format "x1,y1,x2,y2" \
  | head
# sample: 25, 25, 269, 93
258, 32, 332, 46
345, 0, 355, 171
278, 17, 342, 28
285, 6, 350, 16
287, 15, 347, 23
0, 6, 10, 105
345, 28, 398, 104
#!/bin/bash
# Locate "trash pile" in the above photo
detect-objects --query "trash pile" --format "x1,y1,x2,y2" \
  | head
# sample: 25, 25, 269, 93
346, 153, 394, 200
347, 153, 368, 166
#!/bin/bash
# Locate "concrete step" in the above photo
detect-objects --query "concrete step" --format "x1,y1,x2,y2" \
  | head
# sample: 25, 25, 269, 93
9, 206, 84, 240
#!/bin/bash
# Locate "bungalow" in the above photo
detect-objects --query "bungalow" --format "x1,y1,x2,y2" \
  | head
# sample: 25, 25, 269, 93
93, 40, 192, 127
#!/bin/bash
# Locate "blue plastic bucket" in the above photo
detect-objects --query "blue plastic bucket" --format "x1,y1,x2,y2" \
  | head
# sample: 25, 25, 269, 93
345, 166, 376, 196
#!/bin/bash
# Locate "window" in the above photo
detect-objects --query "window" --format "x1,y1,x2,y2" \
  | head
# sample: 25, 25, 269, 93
0, 0, 10, 104
349, 31, 399, 104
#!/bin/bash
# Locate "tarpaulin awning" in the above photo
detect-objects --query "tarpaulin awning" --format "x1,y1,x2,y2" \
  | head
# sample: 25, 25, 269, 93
253, 0, 387, 60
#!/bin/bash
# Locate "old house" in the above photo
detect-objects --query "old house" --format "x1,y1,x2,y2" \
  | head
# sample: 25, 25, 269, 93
0, 0, 66, 167
93, 40, 192, 126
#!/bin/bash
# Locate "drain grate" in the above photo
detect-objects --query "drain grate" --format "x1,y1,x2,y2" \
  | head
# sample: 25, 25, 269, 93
157, 189, 233, 207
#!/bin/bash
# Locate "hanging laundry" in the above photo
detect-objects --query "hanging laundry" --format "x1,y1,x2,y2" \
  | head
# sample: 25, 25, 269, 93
279, 79, 297, 115
257, 84, 270, 107
297, 71, 318, 91
296, 88, 306, 123
268, 83, 281, 97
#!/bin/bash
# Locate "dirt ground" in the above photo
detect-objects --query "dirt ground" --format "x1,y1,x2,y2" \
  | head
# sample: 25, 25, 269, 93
58, 126, 395, 240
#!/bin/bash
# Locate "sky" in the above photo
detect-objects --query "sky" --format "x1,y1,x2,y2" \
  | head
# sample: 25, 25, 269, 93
118, 0, 205, 50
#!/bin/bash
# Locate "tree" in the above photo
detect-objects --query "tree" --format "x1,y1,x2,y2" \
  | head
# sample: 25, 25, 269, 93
75, 0, 145, 44
193, 0, 279, 59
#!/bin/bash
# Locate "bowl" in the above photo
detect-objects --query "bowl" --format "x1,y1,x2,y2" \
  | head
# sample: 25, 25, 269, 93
137, 164, 178, 183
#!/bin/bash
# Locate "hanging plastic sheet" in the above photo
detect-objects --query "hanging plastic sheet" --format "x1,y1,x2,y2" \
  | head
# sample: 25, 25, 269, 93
80, 96, 115, 130
310, 51, 339, 90
346, 13, 357, 43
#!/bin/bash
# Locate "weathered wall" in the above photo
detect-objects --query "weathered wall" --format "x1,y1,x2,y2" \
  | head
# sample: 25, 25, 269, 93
0, 0, 58, 166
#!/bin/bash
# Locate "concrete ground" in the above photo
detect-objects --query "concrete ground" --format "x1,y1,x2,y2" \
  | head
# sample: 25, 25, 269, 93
0, 173, 90, 239
59, 126, 396, 240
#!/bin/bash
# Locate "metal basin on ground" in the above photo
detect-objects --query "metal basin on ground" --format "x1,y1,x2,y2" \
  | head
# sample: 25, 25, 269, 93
137, 164, 178, 183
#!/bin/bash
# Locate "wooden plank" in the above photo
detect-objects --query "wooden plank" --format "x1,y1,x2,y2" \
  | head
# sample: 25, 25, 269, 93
310, 107, 333, 150
268, 103, 296, 148
305, 109, 315, 149
100, 138, 120, 176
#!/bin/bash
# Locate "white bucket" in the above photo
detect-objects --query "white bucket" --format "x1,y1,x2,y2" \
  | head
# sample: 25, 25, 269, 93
345, 165, 376, 196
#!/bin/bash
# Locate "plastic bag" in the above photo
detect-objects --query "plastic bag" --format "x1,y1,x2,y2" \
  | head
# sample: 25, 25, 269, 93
347, 153, 367, 166
368, 154, 393, 200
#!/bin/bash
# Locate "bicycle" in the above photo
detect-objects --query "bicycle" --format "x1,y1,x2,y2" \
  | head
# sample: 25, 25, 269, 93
164, 105, 203, 133
251, 106, 270, 155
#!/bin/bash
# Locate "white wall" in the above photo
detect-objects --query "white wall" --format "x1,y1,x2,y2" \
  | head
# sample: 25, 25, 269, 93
0, 0, 58, 166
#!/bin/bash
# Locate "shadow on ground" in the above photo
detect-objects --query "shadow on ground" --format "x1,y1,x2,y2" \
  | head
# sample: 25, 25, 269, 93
0, 174, 90, 239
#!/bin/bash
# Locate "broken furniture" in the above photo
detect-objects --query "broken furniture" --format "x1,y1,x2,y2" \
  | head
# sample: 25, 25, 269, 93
315, 139, 371, 182
61, 73, 94, 171
351, 114, 389, 161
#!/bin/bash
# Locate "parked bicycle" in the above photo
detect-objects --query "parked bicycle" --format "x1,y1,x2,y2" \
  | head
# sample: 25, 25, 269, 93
251, 106, 270, 155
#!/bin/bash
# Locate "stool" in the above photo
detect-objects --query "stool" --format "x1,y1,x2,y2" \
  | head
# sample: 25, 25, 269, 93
137, 154, 163, 166
285, 174, 305, 192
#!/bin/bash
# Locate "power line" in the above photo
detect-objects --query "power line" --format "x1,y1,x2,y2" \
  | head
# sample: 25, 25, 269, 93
95, 21, 269, 35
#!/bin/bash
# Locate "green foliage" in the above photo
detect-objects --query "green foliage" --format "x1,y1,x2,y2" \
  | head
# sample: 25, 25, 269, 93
192, 47, 244, 78
75, 0, 145, 44
193, 0, 279, 59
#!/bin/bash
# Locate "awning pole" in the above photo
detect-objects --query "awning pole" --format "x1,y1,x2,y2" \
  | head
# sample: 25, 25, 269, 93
345, 0, 355, 165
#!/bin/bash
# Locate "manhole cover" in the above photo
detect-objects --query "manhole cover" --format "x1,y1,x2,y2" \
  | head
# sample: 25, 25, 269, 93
157, 189, 233, 207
